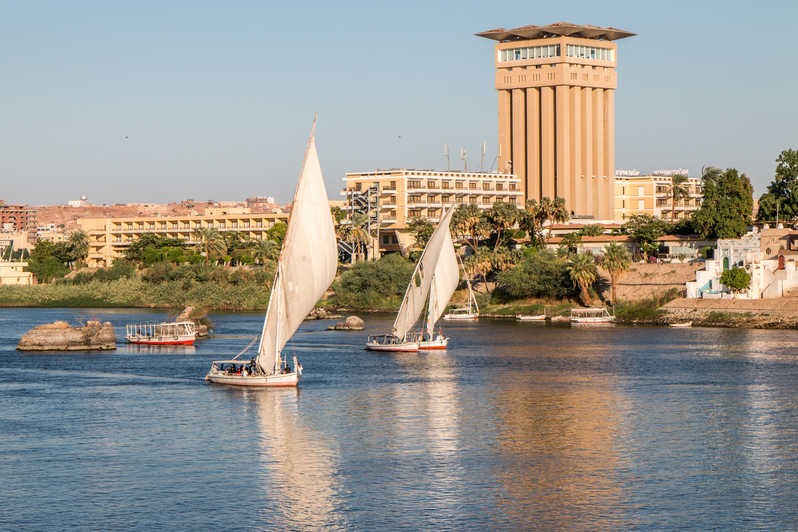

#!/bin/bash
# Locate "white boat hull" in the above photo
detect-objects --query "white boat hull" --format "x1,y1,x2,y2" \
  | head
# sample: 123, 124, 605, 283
205, 371, 300, 387
443, 313, 478, 321
516, 314, 546, 321
418, 336, 448, 350
365, 341, 419, 352
669, 322, 693, 328
571, 317, 615, 325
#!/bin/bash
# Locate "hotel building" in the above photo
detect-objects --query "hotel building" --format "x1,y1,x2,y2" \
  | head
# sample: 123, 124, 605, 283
79, 211, 288, 268
614, 171, 703, 221
343, 169, 523, 250
477, 22, 634, 219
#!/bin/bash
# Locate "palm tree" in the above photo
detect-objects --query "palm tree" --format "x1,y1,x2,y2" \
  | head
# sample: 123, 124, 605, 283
66, 230, 89, 269
667, 174, 691, 221
251, 238, 280, 265
550, 197, 570, 224
192, 227, 226, 265
568, 252, 598, 306
601, 243, 631, 304
485, 202, 519, 250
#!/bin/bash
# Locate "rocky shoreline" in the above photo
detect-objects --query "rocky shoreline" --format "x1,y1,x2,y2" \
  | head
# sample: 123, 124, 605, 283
18, 320, 117, 351
660, 298, 798, 329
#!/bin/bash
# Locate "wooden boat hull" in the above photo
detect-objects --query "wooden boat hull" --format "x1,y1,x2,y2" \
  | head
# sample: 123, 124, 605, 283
205, 371, 299, 387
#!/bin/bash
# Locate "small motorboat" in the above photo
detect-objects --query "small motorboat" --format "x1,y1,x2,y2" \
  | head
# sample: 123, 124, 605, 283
125, 321, 196, 345
570, 307, 615, 325
516, 314, 546, 321
669, 321, 693, 328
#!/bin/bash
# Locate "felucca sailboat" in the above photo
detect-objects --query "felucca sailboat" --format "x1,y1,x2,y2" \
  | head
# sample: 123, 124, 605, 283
365, 208, 458, 352
205, 118, 337, 387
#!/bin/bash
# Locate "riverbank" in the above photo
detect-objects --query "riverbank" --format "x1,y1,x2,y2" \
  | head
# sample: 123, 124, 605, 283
661, 297, 798, 329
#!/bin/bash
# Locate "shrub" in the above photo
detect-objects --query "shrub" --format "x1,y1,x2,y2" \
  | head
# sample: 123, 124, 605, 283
494, 249, 574, 301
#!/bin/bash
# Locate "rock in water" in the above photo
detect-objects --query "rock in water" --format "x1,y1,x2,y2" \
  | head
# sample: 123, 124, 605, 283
327, 315, 365, 331
17, 320, 117, 351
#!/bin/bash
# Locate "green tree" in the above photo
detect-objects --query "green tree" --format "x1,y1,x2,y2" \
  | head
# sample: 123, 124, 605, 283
192, 228, 227, 265
622, 214, 670, 260
568, 252, 598, 306
601, 243, 631, 304
719, 266, 751, 294
495, 249, 573, 300
667, 174, 691, 221
692, 167, 754, 239
451, 204, 490, 253
484, 201, 519, 250
332, 253, 414, 309
757, 148, 798, 222
65, 230, 89, 269
251, 238, 280, 265
25, 240, 69, 282
266, 221, 288, 245
407, 217, 435, 249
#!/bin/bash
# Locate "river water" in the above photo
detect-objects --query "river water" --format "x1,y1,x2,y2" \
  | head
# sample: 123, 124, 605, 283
1, 308, 797, 530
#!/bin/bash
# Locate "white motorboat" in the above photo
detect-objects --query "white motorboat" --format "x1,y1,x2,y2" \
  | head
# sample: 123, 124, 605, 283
206, 117, 337, 387
516, 314, 546, 322
367, 208, 459, 352
669, 321, 693, 328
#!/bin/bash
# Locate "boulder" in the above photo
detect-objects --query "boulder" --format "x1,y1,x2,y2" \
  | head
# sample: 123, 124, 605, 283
307, 307, 343, 320
327, 315, 365, 331
175, 306, 211, 337
18, 320, 117, 351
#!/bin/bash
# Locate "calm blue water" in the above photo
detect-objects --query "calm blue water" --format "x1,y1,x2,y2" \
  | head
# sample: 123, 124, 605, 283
1, 308, 797, 530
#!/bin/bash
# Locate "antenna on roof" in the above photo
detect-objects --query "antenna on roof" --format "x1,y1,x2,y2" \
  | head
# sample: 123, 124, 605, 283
460, 148, 468, 172
443, 144, 450, 171
480, 141, 487, 172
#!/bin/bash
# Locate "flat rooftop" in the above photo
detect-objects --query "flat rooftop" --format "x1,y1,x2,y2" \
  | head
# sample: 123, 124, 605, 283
476, 21, 635, 42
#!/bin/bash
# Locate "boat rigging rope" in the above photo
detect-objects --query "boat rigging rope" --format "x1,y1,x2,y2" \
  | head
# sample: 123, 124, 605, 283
232, 335, 259, 360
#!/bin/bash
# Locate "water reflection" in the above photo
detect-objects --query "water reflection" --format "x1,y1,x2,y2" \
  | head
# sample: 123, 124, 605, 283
244, 389, 345, 529
492, 358, 625, 529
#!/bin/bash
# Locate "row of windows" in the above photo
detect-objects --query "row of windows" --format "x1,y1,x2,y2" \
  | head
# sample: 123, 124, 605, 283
566, 44, 614, 62
498, 44, 561, 62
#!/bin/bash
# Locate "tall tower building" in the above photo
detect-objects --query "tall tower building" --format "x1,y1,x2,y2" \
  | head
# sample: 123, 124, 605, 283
477, 22, 634, 219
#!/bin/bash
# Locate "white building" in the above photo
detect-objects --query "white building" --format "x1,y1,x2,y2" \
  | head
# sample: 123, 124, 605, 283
686, 228, 798, 299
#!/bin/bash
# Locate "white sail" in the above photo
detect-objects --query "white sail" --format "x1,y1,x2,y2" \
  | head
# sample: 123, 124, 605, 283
392, 207, 455, 340
425, 227, 459, 336
257, 121, 338, 373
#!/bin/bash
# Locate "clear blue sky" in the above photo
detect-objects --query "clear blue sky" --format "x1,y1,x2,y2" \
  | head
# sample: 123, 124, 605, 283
1, 0, 796, 205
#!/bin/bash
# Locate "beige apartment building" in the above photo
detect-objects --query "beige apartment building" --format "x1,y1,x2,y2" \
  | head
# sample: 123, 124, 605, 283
614, 172, 703, 221
79, 211, 288, 267
344, 169, 523, 252
477, 22, 634, 220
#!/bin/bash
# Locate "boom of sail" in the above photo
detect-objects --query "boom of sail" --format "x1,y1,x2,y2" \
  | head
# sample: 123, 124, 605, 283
256, 125, 338, 374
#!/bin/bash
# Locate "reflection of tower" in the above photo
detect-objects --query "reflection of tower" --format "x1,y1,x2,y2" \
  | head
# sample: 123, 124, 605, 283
477, 22, 634, 219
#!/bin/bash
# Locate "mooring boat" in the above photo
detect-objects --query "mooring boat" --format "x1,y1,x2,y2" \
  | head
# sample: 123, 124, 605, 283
366, 208, 458, 352
205, 117, 337, 387
570, 307, 615, 325
125, 321, 196, 345
516, 314, 546, 322
669, 321, 693, 328
443, 266, 479, 321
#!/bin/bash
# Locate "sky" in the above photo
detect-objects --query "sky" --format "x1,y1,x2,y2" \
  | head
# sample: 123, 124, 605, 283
1, 0, 797, 205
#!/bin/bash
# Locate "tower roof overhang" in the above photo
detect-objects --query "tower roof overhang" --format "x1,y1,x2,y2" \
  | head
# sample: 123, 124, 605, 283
476, 22, 635, 42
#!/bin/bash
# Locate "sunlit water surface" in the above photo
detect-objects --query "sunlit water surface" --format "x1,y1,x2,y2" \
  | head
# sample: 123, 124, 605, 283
1, 308, 797, 530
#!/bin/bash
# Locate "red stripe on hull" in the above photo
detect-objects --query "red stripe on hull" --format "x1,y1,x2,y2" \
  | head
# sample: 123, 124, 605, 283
128, 339, 195, 345
418, 345, 448, 350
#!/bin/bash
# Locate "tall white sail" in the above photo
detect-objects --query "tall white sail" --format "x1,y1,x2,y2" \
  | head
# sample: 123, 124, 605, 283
257, 120, 338, 373
392, 207, 455, 340
425, 227, 458, 336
